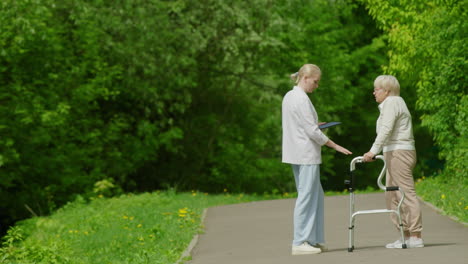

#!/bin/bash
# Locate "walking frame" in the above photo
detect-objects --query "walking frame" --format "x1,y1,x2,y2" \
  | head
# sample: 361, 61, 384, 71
344, 155, 407, 252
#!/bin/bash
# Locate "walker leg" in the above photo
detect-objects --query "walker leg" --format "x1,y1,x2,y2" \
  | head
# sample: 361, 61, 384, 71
397, 215, 407, 249
348, 193, 355, 252
348, 224, 354, 252
348, 214, 356, 252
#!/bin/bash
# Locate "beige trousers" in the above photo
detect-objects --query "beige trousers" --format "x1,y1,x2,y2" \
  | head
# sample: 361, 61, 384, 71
384, 150, 423, 235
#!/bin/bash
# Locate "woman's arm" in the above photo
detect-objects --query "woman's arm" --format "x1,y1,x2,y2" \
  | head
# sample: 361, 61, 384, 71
364, 98, 398, 162
370, 99, 398, 155
297, 98, 329, 146
325, 139, 352, 155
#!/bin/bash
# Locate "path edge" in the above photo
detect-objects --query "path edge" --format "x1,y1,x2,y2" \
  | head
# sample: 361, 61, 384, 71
175, 208, 209, 264
418, 196, 467, 226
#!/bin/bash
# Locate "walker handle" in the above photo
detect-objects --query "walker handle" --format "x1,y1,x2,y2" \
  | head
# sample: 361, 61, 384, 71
349, 155, 387, 191
349, 155, 384, 171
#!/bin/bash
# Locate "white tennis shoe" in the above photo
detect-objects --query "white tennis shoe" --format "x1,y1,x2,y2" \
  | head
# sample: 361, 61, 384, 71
292, 242, 321, 255
386, 237, 424, 248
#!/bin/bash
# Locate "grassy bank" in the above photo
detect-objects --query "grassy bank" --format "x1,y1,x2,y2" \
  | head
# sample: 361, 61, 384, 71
3, 184, 463, 264
416, 175, 468, 224
0, 190, 312, 264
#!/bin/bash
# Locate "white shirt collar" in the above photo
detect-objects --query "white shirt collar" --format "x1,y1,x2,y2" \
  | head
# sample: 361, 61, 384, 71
378, 96, 395, 111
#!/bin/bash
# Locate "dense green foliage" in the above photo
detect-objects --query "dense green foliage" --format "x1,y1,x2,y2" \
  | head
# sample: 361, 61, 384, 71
0, 0, 197, 229
1, 0, 464, 238
361, 0, 467, 179
0, 0, 388, 232
361, 0, 467, 218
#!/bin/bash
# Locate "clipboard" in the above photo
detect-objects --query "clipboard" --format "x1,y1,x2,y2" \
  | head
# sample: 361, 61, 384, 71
319, 121, 341, 129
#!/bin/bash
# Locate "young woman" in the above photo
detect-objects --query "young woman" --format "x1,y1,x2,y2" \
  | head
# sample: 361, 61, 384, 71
282, 64, 352, 255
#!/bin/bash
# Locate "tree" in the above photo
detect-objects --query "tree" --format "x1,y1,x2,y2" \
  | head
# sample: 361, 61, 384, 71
0, 0, 196, 231
360, 0, 467, 180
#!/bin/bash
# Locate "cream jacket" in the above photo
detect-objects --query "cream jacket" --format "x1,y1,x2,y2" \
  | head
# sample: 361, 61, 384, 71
282, 86, 329, 164
370, 96, 415, 154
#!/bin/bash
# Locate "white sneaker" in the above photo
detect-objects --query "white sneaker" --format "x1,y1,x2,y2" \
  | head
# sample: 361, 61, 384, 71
292, 242, 322, 255
407, 237, 424, 248
385, 239, 405, 249
313, 243, 328, 252
386, 237, 424, 249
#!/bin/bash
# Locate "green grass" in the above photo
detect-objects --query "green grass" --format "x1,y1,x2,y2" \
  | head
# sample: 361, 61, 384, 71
0, 187, 392, 264
416, 174, 468, 224
0, 190, 301, 264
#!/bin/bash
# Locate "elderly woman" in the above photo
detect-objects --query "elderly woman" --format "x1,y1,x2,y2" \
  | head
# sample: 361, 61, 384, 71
282, 64, 352, 255
363, 75, 424, 249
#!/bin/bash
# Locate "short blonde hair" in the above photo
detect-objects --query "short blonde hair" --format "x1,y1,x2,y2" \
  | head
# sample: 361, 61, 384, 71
290, 64, 321, 84
374, 75, 400, 96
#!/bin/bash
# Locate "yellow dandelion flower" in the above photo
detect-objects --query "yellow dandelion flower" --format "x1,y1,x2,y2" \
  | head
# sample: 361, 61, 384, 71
137, 237, 144, 241
68, 230, 74, 234
123, 215, 129, 219
98, 194, 104, 198
179, 214, 187, 217
84, 231, 89, 235
178, 208, 188, 214
149, 234, 155, 238
224, 188, 228, 192
192, 193, 197, 196
129, 216, 134, 221
465, 205, 468, 210
458, 202, 462, 206
137, 224, 142, 228
441, 194, 446, 199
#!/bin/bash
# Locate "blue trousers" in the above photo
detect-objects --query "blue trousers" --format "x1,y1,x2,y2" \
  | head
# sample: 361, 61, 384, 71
292, 164, 324, 246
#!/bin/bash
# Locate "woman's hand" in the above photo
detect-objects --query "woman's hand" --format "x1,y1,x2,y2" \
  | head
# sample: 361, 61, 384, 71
325, 140, 352, 155
335, 145, 353, 155
362, 151, 375, 162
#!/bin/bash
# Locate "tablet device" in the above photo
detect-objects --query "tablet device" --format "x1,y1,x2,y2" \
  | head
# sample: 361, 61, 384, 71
319, 121, 341, 129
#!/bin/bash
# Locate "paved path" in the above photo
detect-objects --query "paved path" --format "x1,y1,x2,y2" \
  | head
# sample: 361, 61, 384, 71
187, 193, 467, 264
